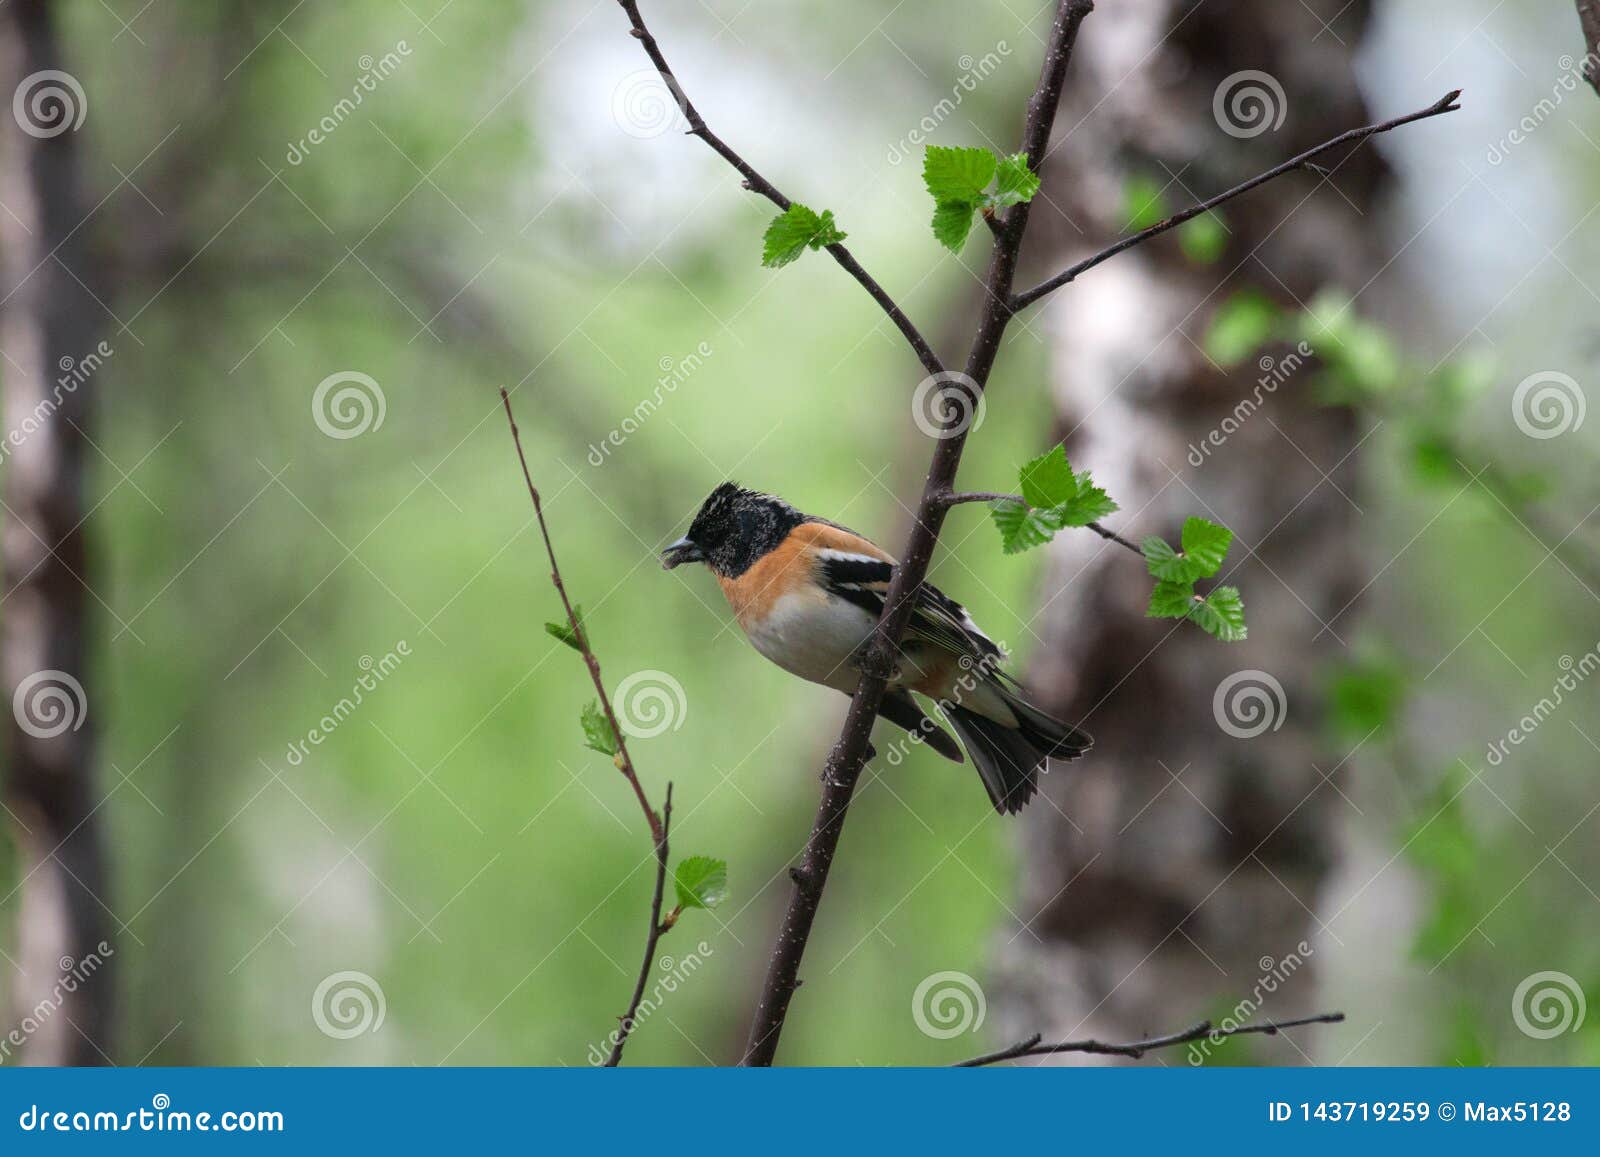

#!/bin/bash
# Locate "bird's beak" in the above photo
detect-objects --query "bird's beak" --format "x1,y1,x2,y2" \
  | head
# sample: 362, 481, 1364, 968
660, 536, 704, 570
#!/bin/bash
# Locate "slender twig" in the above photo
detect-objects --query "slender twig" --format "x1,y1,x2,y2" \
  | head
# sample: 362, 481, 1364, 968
1578, 1, 1600, 97
938, 489, 1142, 554
606, 784, 673, 1066
501, 387, 674, 1066
735, 0, 1098, 1066
1009, 90, 1463, 311
955, 1011, 1345, 1067
616, 0, 945, 380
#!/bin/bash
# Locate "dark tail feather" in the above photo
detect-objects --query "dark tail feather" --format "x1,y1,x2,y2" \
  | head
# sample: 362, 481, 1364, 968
876, 690, 964, 763
944, 693, 1091, 815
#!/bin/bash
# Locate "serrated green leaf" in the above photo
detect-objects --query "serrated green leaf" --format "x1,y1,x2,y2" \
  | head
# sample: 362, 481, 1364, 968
1141, 536, 1187, 582
545, 605, 585, 652
1147, 578, 1195, 619
1180, 517, 1233, 578
1188, 585, 1247, 641
1123, 174, 1168, 230
1205, 290, 1281, 367
1056, 472, 1119, 526
762, 203, 846, 268
673, 855, 728, 910
1179, 212, 1227, 264
991, 499, 1060, 554
580, 700, 619, 756
1018, 445, 1077, 509
924, 145, 996, 203
931, 199, 978, 252
991, 152, 1040, 207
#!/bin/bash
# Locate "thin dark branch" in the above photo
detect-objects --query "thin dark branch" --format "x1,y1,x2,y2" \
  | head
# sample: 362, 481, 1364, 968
738, 0, 1097, 1067
956, 1011, 1346, 1067
616, 0, 946, 380
500, 388, 662, 846
606, 784, 674, 1066
501, 387, 674, 1067
1578, 2, 1600, 97
938, 490, 1142, 554
1010, 90, 1463, 311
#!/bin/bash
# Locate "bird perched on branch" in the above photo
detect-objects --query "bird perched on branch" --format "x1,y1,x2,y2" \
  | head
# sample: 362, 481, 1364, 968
661, 483, 1090, 813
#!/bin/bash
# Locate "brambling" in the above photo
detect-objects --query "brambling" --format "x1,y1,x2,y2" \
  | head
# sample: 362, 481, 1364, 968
661, 483, 1091, 814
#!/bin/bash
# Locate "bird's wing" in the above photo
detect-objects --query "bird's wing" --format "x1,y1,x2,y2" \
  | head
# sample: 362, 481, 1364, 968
805, 527, 1004, 667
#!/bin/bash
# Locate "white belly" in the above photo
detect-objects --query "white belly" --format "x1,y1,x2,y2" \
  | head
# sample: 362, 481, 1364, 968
746, 591, 878, 693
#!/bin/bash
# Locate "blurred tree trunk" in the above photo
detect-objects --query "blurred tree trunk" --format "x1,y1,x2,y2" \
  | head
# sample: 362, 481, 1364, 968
0, 0, 113, 1064
994, 0, 1389, 1060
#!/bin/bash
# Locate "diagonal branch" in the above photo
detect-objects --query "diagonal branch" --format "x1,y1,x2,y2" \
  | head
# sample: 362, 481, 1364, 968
937, 489, 1142, 553
955, 1011, 1345, 1067
737, 0, 1097, 1067
500, 387, 673, 1066
617, 0, 945, 379
1010, 90, 1463, 312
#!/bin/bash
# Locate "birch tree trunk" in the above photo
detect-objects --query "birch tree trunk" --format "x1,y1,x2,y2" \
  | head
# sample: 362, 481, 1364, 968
1, 0, 114, 1065
994, 0, 1389, 1061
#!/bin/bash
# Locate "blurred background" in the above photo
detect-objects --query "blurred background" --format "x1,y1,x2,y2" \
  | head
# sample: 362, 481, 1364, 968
0, 0, 1596, 1066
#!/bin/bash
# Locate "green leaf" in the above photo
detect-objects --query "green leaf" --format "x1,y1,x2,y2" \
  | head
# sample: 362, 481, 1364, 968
1205, 291, 1281, 367
1180, 517, 1233, 578
544, 605, 585, 652
1188, 585, 1247, 642
1056, 472, 1119, 526
1123, 174, 1168, 230
991, 152, 1041, 207
1179, 212, 1227, 264
673, 855, 728, 910
761, 203, 846, 268
990, 499, 1060, 555
923, 146, 996, 204
580, 700, 619, 756
931, 199, 978, 252
1018, 445, 1077, 509
1147, 579, 1195, 619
